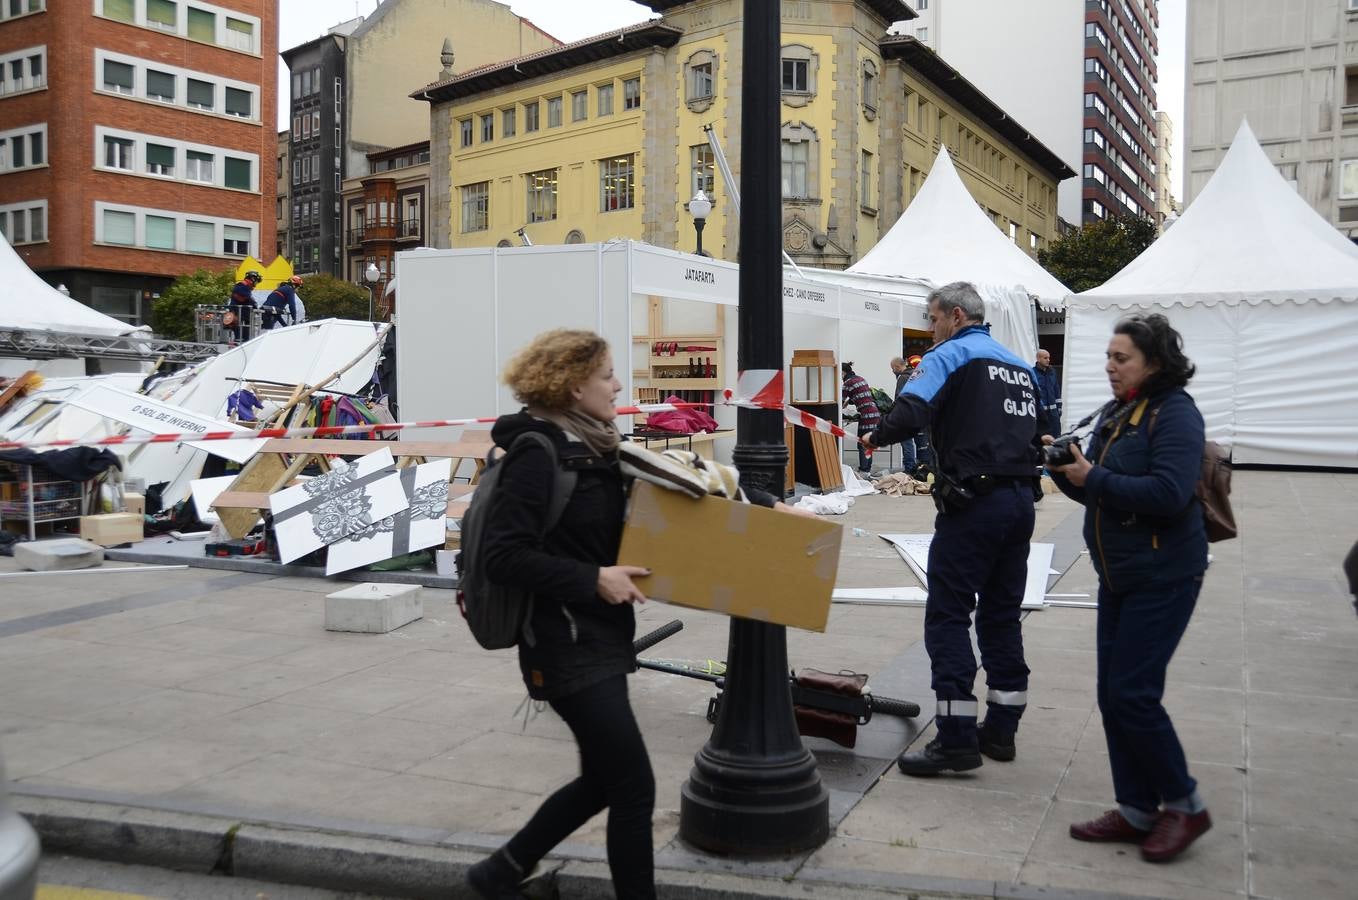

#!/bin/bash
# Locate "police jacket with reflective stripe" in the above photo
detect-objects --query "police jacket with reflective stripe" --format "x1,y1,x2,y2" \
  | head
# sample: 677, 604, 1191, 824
872, 324, 1039, 481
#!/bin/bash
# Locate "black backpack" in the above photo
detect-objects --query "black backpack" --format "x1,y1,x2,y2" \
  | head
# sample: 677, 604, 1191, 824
456, 431, 577, 649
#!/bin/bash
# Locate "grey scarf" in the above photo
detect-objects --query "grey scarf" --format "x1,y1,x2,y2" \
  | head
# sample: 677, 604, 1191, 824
528, 406, 621, 458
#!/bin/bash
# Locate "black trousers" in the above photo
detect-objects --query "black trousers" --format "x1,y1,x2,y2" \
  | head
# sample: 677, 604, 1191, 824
925, 481, 1034, 747
506, 674, 656, 899
1097, 576, 1202, 813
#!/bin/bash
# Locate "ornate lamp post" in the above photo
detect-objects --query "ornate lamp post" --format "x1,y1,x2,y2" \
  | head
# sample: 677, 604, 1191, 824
689, 189, 712, 257
364, 262, 380, 322
678, 0, 829, 855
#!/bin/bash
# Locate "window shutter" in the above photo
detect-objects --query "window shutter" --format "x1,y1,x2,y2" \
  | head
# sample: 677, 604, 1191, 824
185, 219, 213, 253
224, 157, 251, 189
103, 210, 135, 245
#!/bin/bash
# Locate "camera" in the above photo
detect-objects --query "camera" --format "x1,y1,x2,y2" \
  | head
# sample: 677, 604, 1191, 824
1043, 435, 1081, 467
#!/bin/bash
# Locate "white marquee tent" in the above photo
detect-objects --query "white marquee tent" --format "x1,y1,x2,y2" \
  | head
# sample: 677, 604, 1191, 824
847, 146, 1069, 345
0, 231, 138, 337
1065, 121, 1358, 468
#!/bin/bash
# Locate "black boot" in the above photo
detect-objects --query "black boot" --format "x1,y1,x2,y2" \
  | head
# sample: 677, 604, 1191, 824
896, 737, 982, 776
466, 848, 527, 900
977, 720, 1016, 762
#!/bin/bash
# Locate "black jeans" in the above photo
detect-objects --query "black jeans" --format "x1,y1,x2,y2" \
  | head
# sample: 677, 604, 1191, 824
1096, 575, 1202, 813
506, 674, 656, 899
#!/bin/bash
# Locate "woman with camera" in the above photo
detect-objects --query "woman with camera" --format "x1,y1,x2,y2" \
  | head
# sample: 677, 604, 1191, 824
1049, 314, 1212, 863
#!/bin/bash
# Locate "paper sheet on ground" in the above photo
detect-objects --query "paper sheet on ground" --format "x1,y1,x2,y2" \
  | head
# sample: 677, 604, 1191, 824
269, 448, 405, 564
877, 533, 1055, 610
831, 586, 929, 605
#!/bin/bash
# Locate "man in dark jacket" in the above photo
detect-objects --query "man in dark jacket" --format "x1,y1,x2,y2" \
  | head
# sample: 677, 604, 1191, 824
261, 277, 300, 330
227, 270, 261, 342
864, 281, 1040, 776
1034, 349, 1061, 438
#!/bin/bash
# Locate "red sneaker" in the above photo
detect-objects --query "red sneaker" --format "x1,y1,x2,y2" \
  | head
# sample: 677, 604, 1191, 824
1140, 809, 1212, 862
1069, 809, 1151, 844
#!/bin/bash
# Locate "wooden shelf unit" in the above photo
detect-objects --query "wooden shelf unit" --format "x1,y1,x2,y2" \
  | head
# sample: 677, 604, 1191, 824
630, 298, 725, 426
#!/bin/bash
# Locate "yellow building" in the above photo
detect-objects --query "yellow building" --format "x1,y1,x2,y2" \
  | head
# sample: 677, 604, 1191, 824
416, 0, 1073, 267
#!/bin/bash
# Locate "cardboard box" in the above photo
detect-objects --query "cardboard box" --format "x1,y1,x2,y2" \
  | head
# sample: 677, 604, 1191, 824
124, 492, 145, 515
79, 512, 143, 547
617, 481, 842, 632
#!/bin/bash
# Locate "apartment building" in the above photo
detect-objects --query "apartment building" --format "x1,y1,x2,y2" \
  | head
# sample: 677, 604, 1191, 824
0, 0, 277, 327
902, 0, 1160, 226
1186, 0, 1358, 241
418, 0, 1070, 267
1154, 109, 1176, 225
279, 0, 558, 282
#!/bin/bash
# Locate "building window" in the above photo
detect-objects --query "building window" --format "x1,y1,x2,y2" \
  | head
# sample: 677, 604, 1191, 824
691, 143, 715, 200
145, 214, 175, 250
0, 47, 45, 94
0, 201, 47, 245
502, 107, 516, 137
917, 0, 927, 7
572, 90, 587, 122
1008, 221, 1018, 243
547, 96, 563, 127
917, 27, 928, 41
186, 77, 213, 110
0, 125, 43, 173
0, 0, 44, 21
480, 113, 493, 142
1029, 233, 1039, 251
223, 224, 250, 255
146, 0, 175, 30
102, 209, 135, 245
459, 118, 473, 148
690, 62, 714, 101
224, 87, 252, 118
187, 6, 214, 41
526, 168, 558, 223
224, 156, 251, 190
779, 44, 817, 106
182, 150, 213, 184
103, 59, 134, 94
224, 17, 253, 51
103, 0, 133, 22
145, 142, 174, 175
461, 181, 489, 232
782, 58, 808, 94
1340, 160, 1358, 198
104, 136, 134, 170
623, 77, 640, 110
600, 154, 635, 211
861, 149, 874, 209
184, 218, 212, 253
780, 122, 817, 199
145, 68, 175, 102
861, 59, 877, 116
524, 101, 540, 132
597, 83, 614, 116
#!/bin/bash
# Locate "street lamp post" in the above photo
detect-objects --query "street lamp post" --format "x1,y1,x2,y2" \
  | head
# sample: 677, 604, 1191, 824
364, 262, 380, 322
678, 0, 830, 855
689, 189, 712, 257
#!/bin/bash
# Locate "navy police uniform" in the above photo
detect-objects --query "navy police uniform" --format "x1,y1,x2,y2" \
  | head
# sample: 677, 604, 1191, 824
872, 324, 1039, 750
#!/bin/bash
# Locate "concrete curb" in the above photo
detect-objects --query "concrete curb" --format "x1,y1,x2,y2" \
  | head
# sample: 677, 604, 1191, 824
13, 791, 1151, 900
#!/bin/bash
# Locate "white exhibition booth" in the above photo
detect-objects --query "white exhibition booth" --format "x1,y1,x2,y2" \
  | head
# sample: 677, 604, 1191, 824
1065, 122, 1358, 468
395, 241, 923, 459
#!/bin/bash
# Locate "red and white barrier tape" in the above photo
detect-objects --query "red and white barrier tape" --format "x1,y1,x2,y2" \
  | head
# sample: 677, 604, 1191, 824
0, 389, 850, 452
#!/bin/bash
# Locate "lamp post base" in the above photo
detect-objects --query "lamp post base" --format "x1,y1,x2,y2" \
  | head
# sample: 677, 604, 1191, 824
679, 751, 828, 855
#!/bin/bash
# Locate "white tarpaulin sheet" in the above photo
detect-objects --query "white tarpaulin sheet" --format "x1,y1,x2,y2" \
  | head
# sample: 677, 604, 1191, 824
63, 383, 263, 463
878, 533, 1054, 610
1066, 122, 1358, 467
0, 231, 141, 337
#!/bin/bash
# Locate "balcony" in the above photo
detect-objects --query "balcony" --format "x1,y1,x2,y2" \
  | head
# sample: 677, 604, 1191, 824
396, 218, 422, 242
347, 227, 365, 247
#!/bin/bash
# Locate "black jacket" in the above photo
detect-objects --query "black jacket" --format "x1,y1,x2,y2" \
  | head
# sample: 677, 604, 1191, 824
483, 413, 634, 700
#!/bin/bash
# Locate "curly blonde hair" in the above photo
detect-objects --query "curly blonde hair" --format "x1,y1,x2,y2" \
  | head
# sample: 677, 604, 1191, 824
503, 329, 610, 410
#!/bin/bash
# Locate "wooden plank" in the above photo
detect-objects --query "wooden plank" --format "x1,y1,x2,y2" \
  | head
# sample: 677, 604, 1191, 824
810, 430, 844, 491
216, 453, 286, 539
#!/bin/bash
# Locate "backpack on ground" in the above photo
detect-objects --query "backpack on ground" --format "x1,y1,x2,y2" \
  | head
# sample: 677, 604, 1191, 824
869, 386, 894, 416
1146, 404, 1237, 543
456, 431, 577, 649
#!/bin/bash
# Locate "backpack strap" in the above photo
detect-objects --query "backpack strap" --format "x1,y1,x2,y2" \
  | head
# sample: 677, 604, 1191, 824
506, 431, 579, 536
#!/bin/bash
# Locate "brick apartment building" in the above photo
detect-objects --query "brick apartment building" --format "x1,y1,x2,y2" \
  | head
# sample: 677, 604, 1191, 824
0, 0, 277, 327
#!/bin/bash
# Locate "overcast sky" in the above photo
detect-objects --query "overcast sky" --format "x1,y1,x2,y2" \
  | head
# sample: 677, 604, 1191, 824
279, 0, 1188, 198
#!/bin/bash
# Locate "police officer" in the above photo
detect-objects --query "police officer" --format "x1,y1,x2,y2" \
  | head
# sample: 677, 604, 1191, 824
863, 281, 1040, 776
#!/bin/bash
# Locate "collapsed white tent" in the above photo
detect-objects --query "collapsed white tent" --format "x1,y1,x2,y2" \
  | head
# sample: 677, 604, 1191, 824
845, 146, 1068, 357
1065, 121, 1358, 468
0, 231, 140, 337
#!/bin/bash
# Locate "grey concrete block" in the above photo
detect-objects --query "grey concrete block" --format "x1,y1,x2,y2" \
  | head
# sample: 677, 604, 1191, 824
12, 539, 104, 572
324, 582, 422, 633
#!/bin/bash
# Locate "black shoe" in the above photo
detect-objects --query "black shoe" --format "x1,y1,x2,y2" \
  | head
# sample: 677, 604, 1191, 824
977, 721, 1016, 761
896, 738, 982, 776
467, 850, 528, 899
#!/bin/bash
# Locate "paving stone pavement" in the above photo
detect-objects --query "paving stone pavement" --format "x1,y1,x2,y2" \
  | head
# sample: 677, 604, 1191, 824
1, 470, 1355, 899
